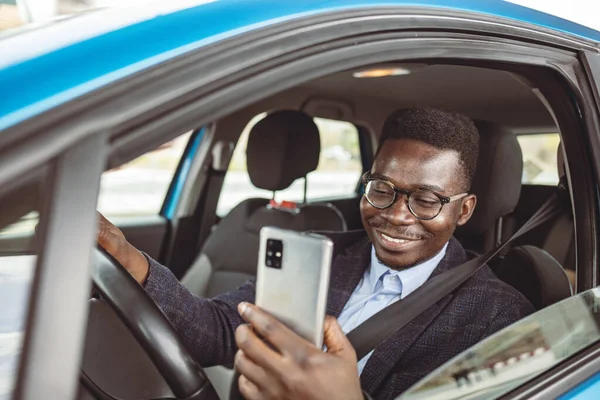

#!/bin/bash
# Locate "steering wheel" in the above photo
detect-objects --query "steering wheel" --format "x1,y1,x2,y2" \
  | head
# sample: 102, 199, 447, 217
83, 247, 219, 400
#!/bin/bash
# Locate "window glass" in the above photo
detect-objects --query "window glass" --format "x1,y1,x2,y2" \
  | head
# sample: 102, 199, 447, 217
397, 288, 600, 400
517, 133, 560, 185
217, 114, 363, 216
2, 132, 192, 236
97, 131, 192, 220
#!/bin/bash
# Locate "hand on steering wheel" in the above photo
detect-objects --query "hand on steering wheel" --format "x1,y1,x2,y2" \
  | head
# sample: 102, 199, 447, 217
85, 245, 219, 400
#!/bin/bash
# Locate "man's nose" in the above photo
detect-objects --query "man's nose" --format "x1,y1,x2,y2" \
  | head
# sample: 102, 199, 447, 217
380, 195, 417, 225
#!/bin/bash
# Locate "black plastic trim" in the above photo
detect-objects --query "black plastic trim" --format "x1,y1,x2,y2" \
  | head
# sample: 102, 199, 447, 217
357, 124, 374, 172
580, 51, 600, 289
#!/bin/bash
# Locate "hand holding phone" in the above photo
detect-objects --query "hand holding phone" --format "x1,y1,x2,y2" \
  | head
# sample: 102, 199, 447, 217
255, 227, 333, 348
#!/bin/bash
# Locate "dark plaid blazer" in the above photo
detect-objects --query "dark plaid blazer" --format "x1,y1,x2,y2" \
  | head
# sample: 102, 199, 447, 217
145, 230, 534, 399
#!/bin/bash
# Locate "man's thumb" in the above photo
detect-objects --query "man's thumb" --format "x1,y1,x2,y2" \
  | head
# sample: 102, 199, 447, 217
323, 316, 356, 359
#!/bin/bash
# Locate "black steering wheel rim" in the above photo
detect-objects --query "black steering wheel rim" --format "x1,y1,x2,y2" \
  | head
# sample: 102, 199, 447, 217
89, 246, 218, 400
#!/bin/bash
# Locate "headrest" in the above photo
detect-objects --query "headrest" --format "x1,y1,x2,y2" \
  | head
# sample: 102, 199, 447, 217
246, 110, 320, 191
458, 120, 523, 236
495, 245, 572, 310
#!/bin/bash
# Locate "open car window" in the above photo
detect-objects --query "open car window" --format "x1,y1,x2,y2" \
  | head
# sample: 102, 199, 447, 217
397, 288, 600, 400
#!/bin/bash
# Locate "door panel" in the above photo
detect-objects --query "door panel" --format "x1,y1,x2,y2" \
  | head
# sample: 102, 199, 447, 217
0, 232, 35, 254
0, 217, 169, 260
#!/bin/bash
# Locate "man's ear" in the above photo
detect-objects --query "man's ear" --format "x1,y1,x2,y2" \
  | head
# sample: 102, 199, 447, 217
456, 194, 477, 226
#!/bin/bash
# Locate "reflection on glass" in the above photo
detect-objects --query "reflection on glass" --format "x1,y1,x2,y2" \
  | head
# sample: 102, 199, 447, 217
397, 289, 600, 400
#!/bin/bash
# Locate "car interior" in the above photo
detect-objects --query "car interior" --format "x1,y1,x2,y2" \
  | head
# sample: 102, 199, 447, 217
59, 62, 577, 399
0, 54, 582, 399
176, 63, 575, 299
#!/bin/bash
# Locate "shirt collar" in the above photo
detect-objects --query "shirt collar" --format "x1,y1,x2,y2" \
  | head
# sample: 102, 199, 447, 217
369, 242, 449, 299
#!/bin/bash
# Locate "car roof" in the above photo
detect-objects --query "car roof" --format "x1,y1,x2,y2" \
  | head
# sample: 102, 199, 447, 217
0, 0, 599, 132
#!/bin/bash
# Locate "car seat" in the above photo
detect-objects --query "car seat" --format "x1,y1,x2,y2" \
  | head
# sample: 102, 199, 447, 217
181, 110, 347, 298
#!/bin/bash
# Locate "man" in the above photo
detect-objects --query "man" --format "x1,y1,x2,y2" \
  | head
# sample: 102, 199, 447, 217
98, 107, 534, 400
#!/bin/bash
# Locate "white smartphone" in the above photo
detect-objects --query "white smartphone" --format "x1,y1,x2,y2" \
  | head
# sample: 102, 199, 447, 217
255, 226, 334, 348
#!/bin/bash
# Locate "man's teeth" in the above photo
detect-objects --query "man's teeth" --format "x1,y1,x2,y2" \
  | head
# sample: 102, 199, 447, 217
381, 233, 413, 243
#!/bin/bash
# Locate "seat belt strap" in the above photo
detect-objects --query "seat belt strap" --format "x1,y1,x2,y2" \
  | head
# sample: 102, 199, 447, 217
347, 192, 563, 361
197, 169, 226, 247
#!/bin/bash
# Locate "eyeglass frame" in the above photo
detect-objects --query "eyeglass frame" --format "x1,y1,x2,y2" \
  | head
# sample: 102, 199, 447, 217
360, 172, 469, 220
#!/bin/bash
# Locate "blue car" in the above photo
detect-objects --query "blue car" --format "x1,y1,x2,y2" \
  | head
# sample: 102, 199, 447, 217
1, 1, 600, 399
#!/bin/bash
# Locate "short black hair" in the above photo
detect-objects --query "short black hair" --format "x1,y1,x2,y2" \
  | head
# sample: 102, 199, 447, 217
378, 107, 480, 188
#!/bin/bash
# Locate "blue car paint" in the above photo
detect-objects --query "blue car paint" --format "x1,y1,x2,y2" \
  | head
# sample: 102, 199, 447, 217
559, 372, 600, 400
1, 0, 600, 132
163, 127, 206, 219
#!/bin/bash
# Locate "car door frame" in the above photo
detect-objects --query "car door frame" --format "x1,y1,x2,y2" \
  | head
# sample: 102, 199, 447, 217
523, 49, 600, 400
6, 133, 108, 399
3, 6, 600, 398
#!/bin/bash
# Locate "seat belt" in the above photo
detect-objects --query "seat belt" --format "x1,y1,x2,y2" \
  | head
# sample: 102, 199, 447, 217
347, 192, 563, 361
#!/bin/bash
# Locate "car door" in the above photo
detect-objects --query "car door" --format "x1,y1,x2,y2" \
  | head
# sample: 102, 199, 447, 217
3, 3, 600, 399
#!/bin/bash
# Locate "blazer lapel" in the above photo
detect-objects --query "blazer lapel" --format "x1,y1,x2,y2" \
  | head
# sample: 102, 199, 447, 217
326, 235, 371, 318
359, 237, 468, 394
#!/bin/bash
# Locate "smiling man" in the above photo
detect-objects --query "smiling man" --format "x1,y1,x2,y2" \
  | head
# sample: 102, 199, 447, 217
97, 107, 534, 400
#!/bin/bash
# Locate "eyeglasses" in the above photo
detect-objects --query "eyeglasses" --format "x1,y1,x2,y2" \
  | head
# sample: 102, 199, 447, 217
361, 173, 468, 220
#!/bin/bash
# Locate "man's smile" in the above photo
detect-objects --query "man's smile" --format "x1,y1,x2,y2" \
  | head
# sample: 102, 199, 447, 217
376, 230, 421, 251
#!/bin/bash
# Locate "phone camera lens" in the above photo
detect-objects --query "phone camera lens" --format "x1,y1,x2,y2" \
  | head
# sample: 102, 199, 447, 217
265, 238, 283, 269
